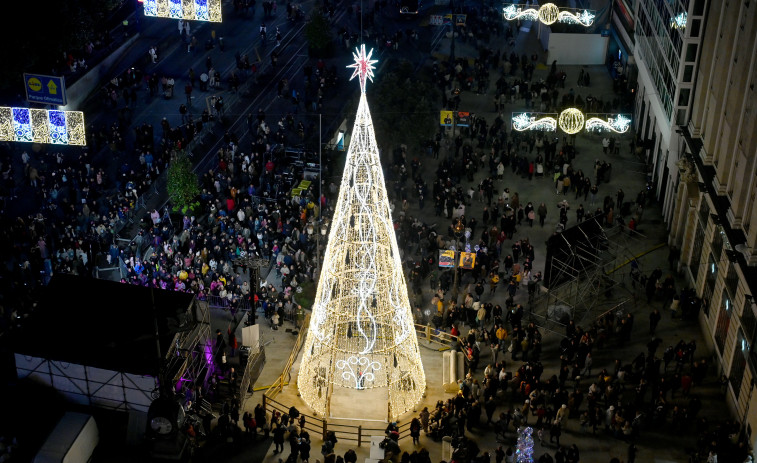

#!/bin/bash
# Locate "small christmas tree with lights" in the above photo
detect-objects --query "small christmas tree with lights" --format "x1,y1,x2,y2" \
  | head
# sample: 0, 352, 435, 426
515, 426, 534, 463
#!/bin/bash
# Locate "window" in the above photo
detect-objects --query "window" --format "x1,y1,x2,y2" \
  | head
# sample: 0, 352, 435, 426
698, 200, 710, 227
712, 228, 724, 261
724, 262, 738, 299
678, 89, 691, 106
694, 0, 705, 15
686, 43, 698, 62
714, 290, 732, 354
742, 301, 757, 345
676, 109, 688, 126
683, 65, 694, 83
729, 329, 748, 398
690, 19, 701, 38
690, 223, 705, 282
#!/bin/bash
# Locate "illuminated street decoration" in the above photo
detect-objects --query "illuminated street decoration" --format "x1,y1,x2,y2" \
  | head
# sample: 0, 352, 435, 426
0, 107, 86, 145
512, 110, 631, 134
671, 11, 687, 30
298, 46, 425, 421
585, 114, 632, 133
143, 0, 222, 22
558, 9, 596, 26
503, 4, 537, 21
503, 3, 595, 26
512, 112, 557, 132
558, 108, 585, 134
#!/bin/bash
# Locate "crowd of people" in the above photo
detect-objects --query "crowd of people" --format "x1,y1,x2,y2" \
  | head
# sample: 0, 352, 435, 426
0, 1, 750, 462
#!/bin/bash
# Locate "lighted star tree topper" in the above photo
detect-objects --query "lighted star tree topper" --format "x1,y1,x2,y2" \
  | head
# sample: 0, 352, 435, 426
297, 45, 426, 421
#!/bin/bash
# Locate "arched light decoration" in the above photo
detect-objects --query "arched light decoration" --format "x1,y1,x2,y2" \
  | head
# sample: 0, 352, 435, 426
297, 45, 426, 421
670, 11, 687, 30
503, 3, 595, 26
512, 112, 557, 132
585, 114, 632, 133
558, 108, 585, 134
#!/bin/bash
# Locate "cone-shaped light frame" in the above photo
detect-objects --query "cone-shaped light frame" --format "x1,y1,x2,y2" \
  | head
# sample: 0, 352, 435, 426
297, 52, 425, 420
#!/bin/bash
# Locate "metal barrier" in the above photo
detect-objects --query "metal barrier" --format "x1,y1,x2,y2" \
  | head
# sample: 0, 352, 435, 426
239, 345, 266, 408
205, 294, 251, 312
413, 323, 461, 350
255, 320, 451, 445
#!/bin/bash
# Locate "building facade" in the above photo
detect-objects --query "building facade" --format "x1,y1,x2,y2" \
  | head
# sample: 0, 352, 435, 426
633, 0, 707, 222
666, 0, 757, 450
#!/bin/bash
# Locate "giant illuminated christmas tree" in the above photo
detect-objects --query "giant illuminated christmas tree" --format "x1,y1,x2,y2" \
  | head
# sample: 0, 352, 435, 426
297, 45, 426, 421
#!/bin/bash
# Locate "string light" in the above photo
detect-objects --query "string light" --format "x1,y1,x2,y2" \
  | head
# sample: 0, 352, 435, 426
298, 47, 426, 421
558, 9, 595, 26
503, 4, 538, 21
143, 0, 222, 21
516, 427, 535, 463
512, 113, 557, 132
0, 107, 86, 145
585, 114, 632, 133
503, 3, 595, 26
558, 108, 585, 134
538, 3, 559, 25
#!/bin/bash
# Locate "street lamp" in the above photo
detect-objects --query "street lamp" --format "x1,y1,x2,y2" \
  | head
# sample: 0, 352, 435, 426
449, 0, 456, 62
450, 217, 465, 304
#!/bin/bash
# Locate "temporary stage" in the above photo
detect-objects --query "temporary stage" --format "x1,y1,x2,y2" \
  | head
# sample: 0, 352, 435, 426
12, 275, 211, 412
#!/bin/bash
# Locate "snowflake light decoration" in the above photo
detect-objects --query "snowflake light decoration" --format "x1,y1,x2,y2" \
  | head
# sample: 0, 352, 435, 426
512, 112, 557, 132
585, 114, 632, 133
347, 45, 378, 94
671, 11, 687, 30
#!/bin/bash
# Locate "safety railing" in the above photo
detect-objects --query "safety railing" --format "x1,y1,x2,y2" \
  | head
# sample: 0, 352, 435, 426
263, 313, 311, 400
204, 293, 251, 312
413, 323, 461, 350
239, 344, 266, 408
263, 393, 413, 446
255, 320, 447, 446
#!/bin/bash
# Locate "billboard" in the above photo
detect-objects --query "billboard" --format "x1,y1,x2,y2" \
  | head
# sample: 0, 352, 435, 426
439, 250, 455, 268
24, 74, 66, 106
459, 252, 476, 269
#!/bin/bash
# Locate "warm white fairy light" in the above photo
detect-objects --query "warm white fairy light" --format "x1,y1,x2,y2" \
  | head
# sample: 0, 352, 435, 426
503, 4, 538, 21
512, 112, 557, 132
585, 114, 632, 133
558, 108, 585, 134
503, 3, 595, 26
298, 46, 426, 421
558, 9, 596, 26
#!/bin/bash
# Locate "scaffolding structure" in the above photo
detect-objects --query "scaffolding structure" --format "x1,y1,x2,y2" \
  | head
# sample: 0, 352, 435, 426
531, 219, 648, 327
163, 298, 213, 392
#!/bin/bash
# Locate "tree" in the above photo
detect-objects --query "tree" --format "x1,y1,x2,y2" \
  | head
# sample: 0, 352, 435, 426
304, 9, 333, 57
370, 59, 440, 153
166, 152, 200, 214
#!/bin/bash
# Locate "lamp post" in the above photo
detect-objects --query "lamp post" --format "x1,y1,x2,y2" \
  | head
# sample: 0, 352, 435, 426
449, 217, 465, 304
449, 0, 456, 62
